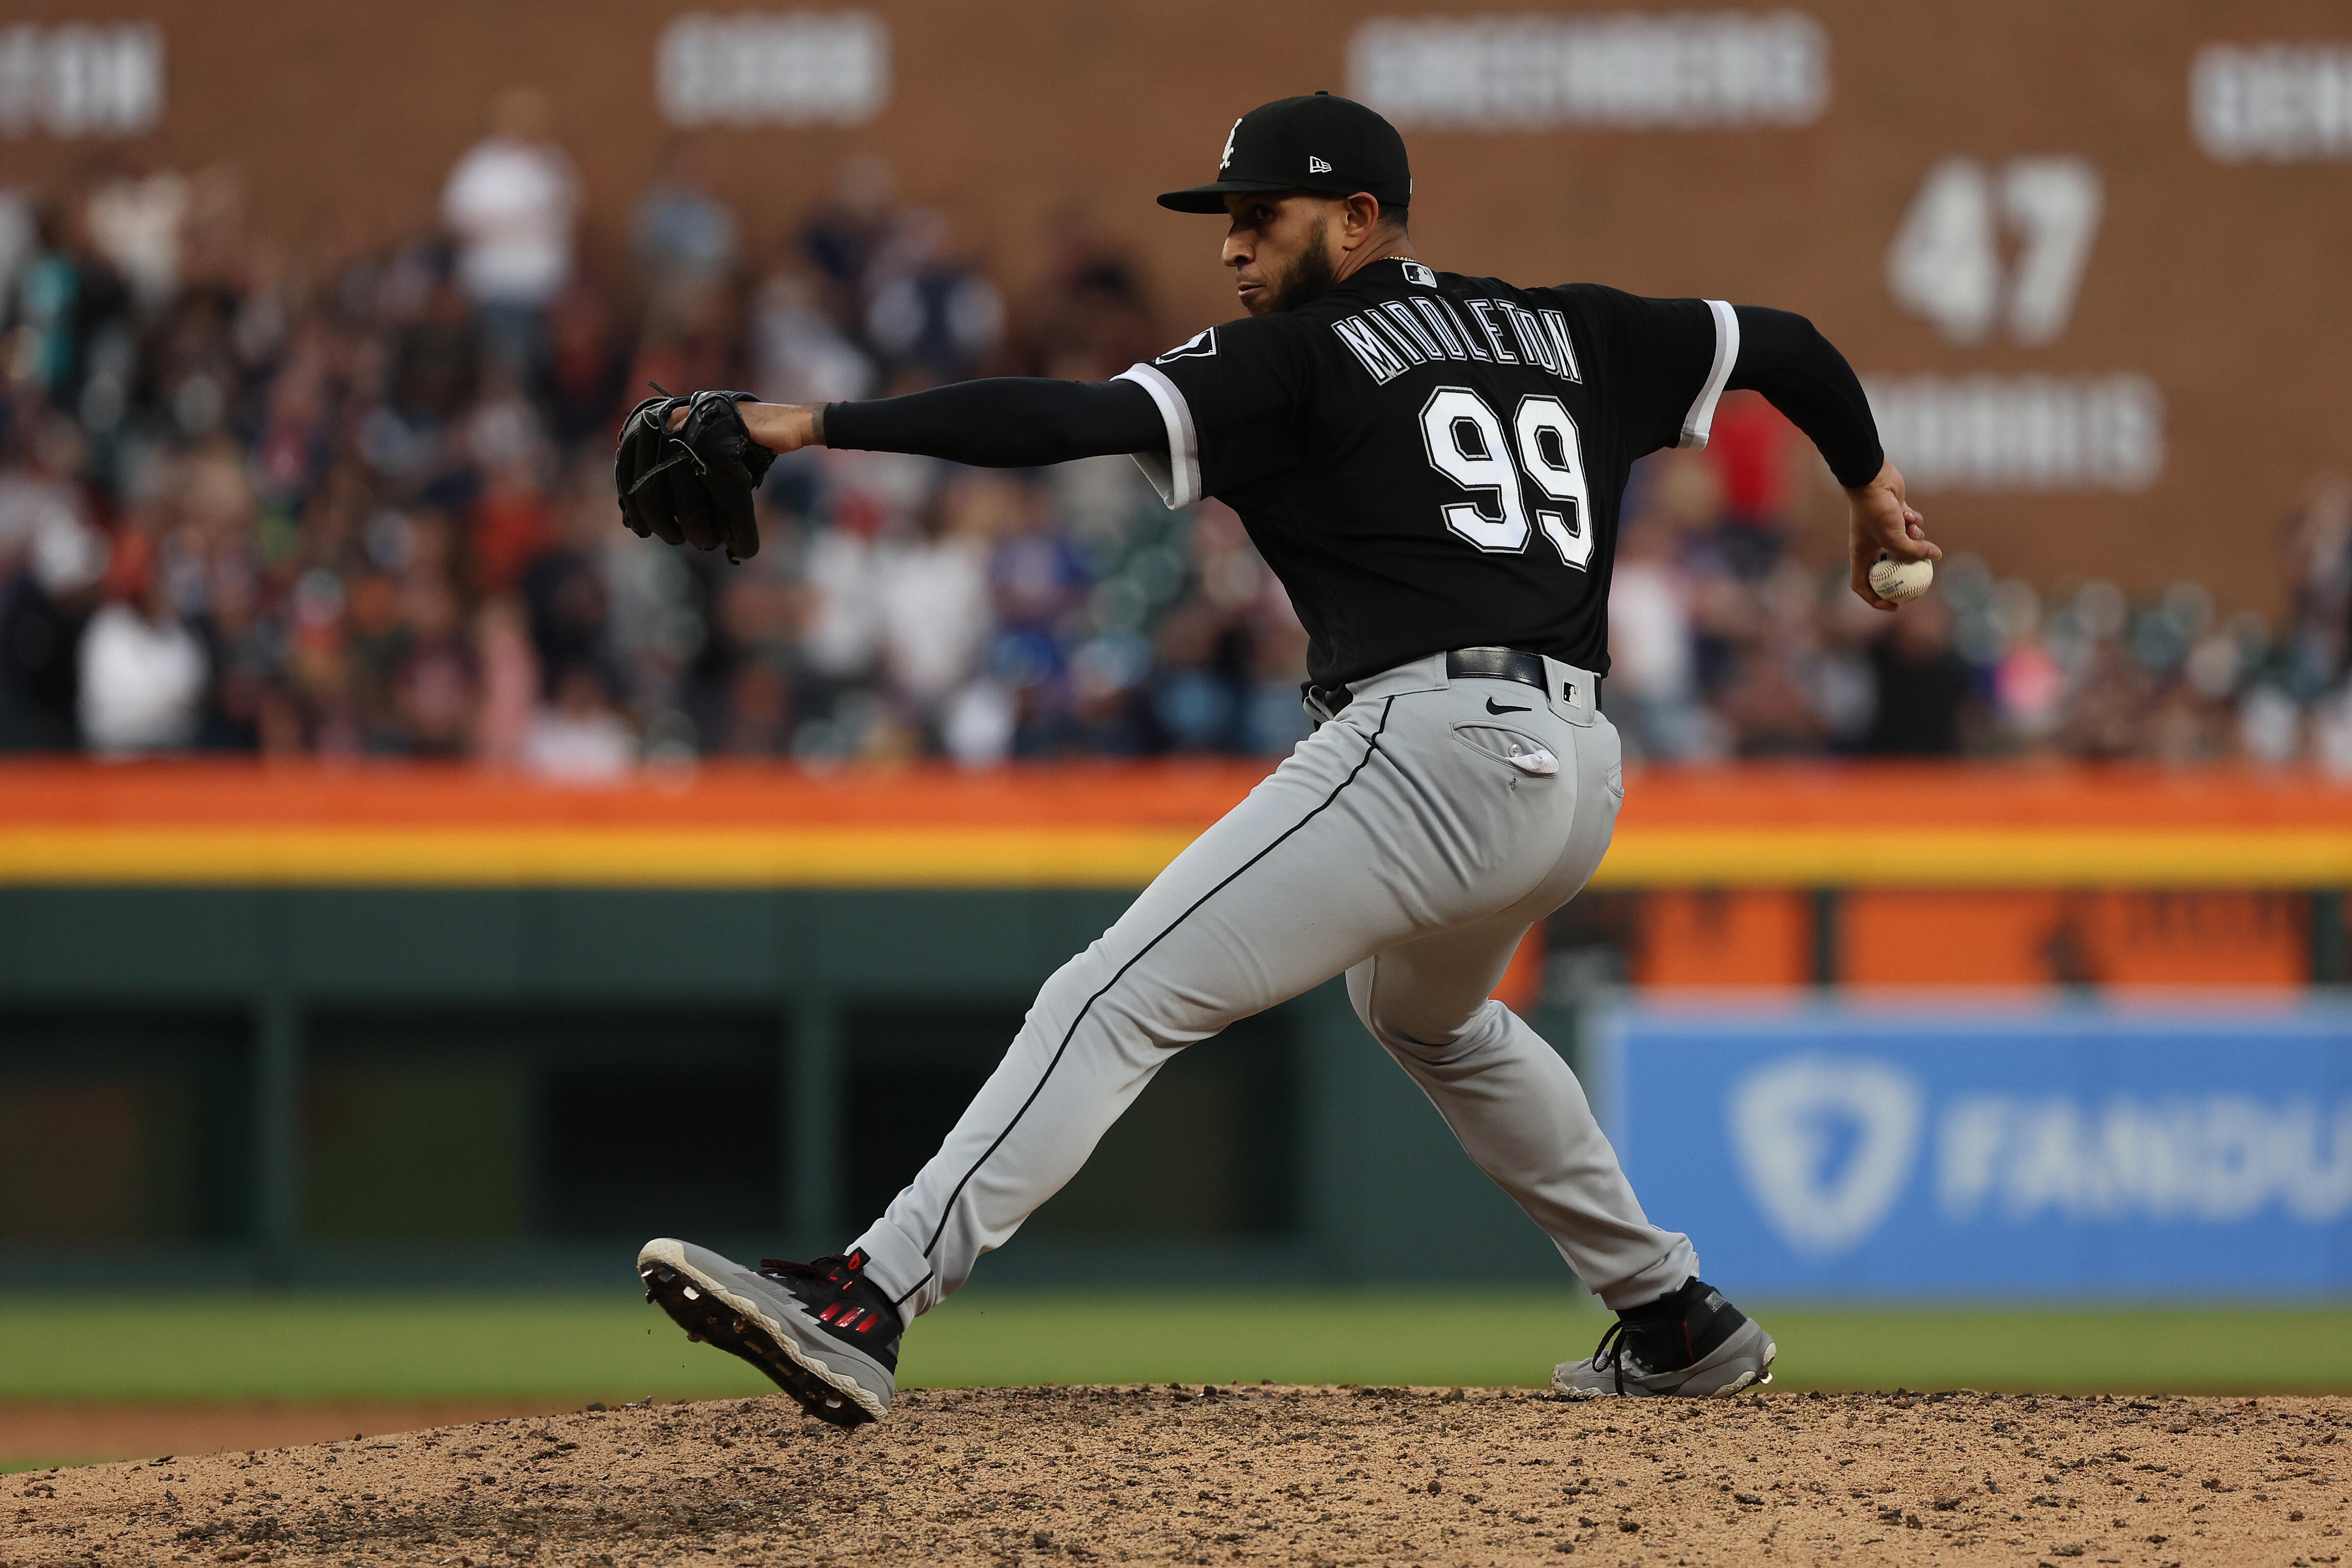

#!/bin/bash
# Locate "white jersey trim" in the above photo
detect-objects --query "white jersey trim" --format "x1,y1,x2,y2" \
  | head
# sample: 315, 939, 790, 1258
1677, 299, 1739, 451
1114, 362, 1201, 509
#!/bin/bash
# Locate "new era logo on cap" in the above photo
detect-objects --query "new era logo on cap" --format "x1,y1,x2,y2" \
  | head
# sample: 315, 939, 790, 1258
1308, 155, 1333, 173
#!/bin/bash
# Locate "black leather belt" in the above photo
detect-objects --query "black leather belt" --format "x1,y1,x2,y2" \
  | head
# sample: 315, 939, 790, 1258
1445, 646, 1551, 695
1306, 646, 1556, 717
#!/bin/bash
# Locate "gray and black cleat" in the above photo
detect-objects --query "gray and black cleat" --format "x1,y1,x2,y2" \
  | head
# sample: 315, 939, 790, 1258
637, 1237, 901, 1425
1551, 1277, 1776, 1398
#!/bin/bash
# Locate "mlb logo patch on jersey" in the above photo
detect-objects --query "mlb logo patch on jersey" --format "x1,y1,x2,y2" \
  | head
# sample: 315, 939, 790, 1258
1401, 262, 1436, 287
1155, 328, 1218, 364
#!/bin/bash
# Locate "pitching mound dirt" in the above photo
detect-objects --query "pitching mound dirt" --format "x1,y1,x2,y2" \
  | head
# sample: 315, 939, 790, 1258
0, 1405, 585, 1470
5, 1386, 2345, 1566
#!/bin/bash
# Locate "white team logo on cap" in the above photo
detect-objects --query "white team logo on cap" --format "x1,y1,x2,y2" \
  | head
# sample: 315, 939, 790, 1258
1308, 155, 1333, 173
1219, 118, 1241, 173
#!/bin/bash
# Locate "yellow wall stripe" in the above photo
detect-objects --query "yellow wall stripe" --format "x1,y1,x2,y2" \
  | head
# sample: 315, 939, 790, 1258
0, 828, 1201, 889
1, 825, 2348, 889
1586, 829, 2352, 889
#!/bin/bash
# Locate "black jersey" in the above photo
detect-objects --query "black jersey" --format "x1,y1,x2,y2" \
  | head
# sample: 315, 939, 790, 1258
1114, 256, 1733, 688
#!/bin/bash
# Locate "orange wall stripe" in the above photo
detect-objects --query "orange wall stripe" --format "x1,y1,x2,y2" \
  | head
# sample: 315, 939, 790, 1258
2, 761, 2349, 834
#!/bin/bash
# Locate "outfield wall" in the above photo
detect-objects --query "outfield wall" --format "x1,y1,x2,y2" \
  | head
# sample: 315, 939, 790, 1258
2, 759, 2347, 1292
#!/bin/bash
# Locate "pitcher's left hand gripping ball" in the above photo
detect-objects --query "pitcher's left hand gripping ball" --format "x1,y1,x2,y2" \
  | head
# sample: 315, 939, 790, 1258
614, 388, 775, 562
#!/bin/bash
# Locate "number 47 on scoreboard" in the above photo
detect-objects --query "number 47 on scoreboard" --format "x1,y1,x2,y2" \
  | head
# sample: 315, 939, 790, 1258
1885, 155, 2104, 349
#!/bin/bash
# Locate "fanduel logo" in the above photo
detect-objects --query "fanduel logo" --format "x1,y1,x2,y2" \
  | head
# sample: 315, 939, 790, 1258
1728, 1056, 1923, 1258
1938, 1095, 2352, 1224
1723, 1055, 2352, 1259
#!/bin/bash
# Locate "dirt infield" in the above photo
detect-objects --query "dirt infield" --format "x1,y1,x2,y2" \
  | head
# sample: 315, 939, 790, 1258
4, 1386, 2346, 1567
0, 1404, 585, 1470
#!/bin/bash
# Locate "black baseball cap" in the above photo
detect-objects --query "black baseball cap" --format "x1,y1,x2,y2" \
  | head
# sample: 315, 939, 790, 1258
1157, 91, 1411, 215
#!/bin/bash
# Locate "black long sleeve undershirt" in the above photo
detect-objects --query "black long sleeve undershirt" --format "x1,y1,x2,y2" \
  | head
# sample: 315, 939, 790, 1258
822, 306, 1884, 487
823, 377, 1163, 469
1727, 305, 1883, 489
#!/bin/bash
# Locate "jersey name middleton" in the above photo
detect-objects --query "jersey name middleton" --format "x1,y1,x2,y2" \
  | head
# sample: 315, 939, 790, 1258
1114, 256, 1737, 689
1330, 288, 1582, 389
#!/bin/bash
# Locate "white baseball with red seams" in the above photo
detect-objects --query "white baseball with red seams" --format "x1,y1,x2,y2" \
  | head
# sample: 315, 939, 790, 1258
1869, 550, 1935, 602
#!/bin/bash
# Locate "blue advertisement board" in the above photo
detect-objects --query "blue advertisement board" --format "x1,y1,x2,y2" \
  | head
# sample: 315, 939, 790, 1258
1602, 999, 2352, 1295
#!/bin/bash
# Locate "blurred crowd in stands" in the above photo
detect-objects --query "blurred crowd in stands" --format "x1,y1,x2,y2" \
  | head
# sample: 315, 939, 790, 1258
2, 90, 2350, 776
1607, 425, 2352, 771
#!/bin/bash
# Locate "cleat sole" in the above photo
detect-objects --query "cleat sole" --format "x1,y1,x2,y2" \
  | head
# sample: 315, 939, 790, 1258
637, 1261, 877, 1427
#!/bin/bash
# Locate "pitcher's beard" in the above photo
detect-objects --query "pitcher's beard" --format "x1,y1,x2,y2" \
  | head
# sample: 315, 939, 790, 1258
1265, 221, 1339, 313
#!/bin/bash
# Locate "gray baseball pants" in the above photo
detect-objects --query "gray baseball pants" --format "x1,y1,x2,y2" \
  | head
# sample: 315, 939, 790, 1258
851, 650, 1696, 1319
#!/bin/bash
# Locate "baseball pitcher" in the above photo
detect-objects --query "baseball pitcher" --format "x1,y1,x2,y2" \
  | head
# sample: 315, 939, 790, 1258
623, 92, 1939, 1423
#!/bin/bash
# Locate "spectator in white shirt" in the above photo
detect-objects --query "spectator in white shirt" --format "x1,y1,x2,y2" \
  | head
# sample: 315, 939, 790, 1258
440, 87, 580, 377
523, 664, 637, 781
1608, 513, 1727, 763
876, 475, 1000, 712
79, 566, 206, 755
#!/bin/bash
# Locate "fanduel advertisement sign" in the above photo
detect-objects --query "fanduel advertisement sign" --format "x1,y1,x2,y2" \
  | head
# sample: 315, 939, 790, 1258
1602, 1002, 2352, 1294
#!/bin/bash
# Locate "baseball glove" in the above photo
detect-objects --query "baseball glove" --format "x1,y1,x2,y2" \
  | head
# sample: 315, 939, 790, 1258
614, 387, 778, 563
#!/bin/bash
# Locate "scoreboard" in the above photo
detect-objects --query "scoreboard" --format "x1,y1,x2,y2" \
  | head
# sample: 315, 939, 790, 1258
1336, 3, 2352, 614
0, 0, 2344, 613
